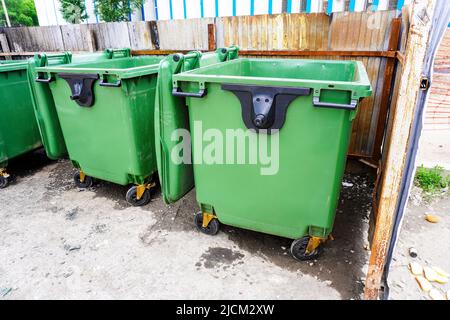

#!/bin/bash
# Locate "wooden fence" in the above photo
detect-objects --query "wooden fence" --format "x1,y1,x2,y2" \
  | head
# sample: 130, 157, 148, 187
0, 10, 401, 159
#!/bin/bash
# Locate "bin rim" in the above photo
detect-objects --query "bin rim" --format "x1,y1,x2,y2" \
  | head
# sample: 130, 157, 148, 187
0, 60, 29, 73
172, 58, 372, 98
36, 60, 161, 80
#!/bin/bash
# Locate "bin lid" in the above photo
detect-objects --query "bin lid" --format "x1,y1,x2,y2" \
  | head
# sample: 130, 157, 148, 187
0, 60, 28, 73
155, 47, 239, 204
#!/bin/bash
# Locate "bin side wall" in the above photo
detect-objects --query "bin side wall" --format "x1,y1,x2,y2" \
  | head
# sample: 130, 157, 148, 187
48, 74, 158, 185
0, 68, 42, 165
186, 82, 354, 239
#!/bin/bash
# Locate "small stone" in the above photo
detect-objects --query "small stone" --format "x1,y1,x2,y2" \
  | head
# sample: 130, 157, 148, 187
64, 244, 81, 251
342, 181, 354, 187
0, 288, 12, 297
396, 282, 404, 288
409, 247, 418, 258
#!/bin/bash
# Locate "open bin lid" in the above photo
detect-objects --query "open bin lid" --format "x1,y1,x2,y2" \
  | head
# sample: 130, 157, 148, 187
155, 46, 239, 204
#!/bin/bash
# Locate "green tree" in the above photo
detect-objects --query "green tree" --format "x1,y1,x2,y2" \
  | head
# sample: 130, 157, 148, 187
59, 0, 88, 24
0, 0, 38, 27
95, 0, 144, 22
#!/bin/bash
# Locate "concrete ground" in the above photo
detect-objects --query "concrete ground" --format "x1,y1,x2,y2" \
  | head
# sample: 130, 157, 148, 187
388, 188, 450, 300
0, 151, 374, 300
416, 131, 450, 170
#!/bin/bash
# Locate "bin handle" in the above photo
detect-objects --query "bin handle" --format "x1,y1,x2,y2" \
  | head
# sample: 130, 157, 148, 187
313, 96, 358, 110
105, 48, 131, 59
172, 87, 207, 98
99, 78, 122, 87
35, 52, 72, 67
35, 75, 53, 83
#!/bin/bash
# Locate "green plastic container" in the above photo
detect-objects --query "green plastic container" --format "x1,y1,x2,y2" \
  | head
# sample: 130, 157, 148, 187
36, 55, 164, 206
155, 46, 239, 204
171, 58, 372, 260
0, 60, 42, 188
28, 49, 131, 160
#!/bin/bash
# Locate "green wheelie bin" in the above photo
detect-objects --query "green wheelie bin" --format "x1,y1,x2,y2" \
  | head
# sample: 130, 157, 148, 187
170, 58, 372, 260
28, 48, 132, 160
36, 55, 165, 206
0, 60, 42, 188
155, 46, 239, 204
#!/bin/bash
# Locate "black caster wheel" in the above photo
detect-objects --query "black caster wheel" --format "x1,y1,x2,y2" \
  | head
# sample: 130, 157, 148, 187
194, 212, 220, 235
74, 172, 93, 188
290, 236, 323, 261
0, 175, 9, 189
126, 186, 151, 207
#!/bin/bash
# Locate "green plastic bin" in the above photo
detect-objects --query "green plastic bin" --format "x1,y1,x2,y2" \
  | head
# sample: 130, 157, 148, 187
0, 60, 42, 188
170, 58, 372, 260
155, 46, 239, 204
28, 48, 131, 160
36, 55, 165, 206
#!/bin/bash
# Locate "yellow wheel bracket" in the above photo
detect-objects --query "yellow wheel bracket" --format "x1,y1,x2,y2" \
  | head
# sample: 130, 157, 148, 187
306, 236, 325, 254
202, 212, 216, 228
79, 171, 86, 183
0, 169, 10, 178
136, 182, 156, 200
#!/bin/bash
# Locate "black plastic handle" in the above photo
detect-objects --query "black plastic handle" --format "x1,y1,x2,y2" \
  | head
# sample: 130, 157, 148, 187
313, 97, 358, 110
35, 76, 53, 83
99, 79, 122, 87
172, 87, 207, 98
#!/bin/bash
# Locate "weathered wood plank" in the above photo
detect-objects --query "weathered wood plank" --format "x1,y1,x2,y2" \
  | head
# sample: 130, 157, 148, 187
0, 33, 11, 60
364, 0, 436, 300
157, 18, 214, 50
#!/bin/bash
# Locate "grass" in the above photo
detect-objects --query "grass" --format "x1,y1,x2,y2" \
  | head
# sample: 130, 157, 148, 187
414, 165, 450, 193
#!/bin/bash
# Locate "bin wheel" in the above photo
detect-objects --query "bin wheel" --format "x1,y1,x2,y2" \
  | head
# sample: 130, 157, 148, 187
194, 212, 220, 235
290, 236, 323, 261
126, 186, 151, 207
74, 172, 93, 189
0, 176, 9, 189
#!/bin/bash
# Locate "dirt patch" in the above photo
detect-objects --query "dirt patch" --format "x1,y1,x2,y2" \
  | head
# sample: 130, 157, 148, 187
221, 165, 375, 299
0, 156, 375, 300
197, 247, 245, 270
43, 160, 77, 200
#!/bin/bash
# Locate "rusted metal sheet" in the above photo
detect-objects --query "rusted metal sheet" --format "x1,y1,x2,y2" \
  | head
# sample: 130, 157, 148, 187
208, 24, 216, 51
372, 18, 402, 162
365, 1, 436, 300
238, 50, 396, 58
217, 13, 330, 50
329, 10, 398, 157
